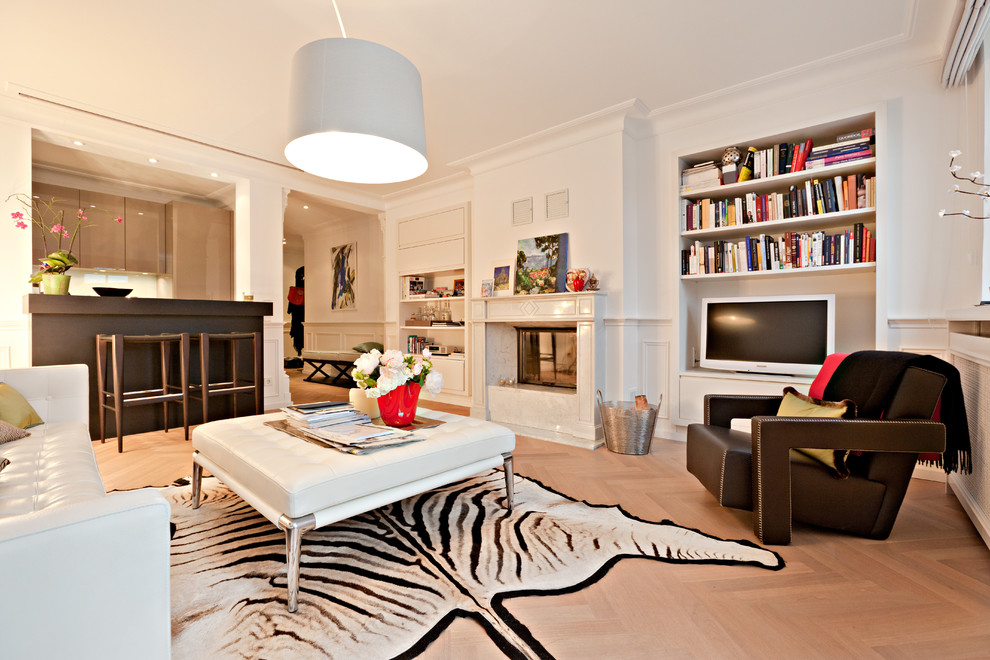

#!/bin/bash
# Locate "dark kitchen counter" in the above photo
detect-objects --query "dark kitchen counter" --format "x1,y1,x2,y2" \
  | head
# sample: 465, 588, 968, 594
26, 295, 274, 440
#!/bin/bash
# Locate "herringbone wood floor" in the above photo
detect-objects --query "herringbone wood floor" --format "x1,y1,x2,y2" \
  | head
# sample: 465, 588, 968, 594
94, 371, 990, 659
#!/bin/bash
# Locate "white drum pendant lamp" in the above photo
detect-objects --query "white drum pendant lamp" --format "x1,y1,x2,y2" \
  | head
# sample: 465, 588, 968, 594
285, 37, 428, 184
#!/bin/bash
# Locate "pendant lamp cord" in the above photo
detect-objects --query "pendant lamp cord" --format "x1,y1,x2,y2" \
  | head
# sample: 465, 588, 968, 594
331, 0, 347, 38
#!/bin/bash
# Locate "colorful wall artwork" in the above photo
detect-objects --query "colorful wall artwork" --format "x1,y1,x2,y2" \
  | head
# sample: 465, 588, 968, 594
330, 242, 357, 310
514, 233, 568, 295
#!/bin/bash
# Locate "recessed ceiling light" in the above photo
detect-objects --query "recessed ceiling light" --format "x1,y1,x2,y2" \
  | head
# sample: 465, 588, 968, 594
303, 205, 309, 210
89, 204, 96, 208
138, 212, 144, 216
210, 172, 219, 178
72, 140, 84, 146
148, 157, 158, 164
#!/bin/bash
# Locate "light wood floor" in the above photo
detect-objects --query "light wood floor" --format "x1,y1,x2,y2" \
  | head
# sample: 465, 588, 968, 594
94, 370, 990, 659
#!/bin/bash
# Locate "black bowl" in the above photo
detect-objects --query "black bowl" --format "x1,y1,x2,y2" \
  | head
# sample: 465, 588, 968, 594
93, 287, 133, 297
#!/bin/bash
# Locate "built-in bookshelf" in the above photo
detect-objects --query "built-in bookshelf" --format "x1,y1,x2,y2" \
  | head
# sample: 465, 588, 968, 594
675, 111, 882, 423
680, 141, 876, 279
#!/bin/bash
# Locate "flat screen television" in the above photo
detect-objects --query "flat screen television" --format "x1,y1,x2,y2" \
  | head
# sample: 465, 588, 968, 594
700, 294, 835, 377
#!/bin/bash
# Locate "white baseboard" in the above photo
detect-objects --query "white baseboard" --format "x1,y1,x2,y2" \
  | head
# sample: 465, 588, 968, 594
948, 474, 990, 551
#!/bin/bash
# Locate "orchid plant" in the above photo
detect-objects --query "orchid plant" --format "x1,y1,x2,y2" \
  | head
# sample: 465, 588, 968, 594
351, 348, 444, 398
8, 192, 123, 282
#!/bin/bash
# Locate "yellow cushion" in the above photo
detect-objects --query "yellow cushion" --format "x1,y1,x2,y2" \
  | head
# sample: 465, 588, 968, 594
777, 387, 854, 477
0, 383, 44, 429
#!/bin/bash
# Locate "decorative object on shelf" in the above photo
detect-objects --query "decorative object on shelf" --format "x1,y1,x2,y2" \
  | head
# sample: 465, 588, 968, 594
566, 267, 590, 292
514, 233, 568, 295
585, 272, 600, 291
93, 287, 133, 297
493, 265, 511, 296
481, 279, 494, 297
330, 242, 356, 310
283, 0, 426, 184
8, 192, 122, 289
721, 146, 741, 185
453, 278, 464, 296
939, 150, 990, 219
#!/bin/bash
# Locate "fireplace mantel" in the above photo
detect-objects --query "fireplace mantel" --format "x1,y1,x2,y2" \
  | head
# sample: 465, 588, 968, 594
470, 292, 606, 449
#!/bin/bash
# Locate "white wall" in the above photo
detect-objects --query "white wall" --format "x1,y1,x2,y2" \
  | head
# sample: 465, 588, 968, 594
303, 211, 386, 353
0, 119, 32, 368
470, 134, 627, 312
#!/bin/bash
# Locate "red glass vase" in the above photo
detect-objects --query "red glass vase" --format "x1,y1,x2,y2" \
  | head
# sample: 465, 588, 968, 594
377, 382, 421, 427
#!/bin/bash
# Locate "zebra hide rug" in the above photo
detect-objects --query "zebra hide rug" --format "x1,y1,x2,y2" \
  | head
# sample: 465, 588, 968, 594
166, 471, 783, 659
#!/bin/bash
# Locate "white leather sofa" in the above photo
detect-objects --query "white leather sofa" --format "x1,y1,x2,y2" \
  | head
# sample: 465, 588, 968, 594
0, 364, 171, 660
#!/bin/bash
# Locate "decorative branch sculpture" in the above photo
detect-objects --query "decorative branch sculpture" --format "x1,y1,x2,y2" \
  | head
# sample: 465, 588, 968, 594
939, 150, 990, 219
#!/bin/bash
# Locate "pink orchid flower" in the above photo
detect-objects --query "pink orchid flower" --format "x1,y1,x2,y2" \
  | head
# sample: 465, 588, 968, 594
115, 216, 123, 223
11, 211, 23, 220
14, 220, 27, 229
50, 224, 64, 234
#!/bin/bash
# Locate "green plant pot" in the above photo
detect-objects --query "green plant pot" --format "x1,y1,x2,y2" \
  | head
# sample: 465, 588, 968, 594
41, 272, 71, 295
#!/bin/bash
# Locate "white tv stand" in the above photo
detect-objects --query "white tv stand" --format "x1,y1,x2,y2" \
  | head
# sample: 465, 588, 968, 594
677, 368, 813, 426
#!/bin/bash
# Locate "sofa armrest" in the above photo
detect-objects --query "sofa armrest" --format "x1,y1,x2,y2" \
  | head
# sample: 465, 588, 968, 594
0, 489, 172, 659
704, 394, 783, 427
750, 417, 946, 545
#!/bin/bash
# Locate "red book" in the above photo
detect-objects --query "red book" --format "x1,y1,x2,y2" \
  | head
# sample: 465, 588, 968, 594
794, 138, 813, 171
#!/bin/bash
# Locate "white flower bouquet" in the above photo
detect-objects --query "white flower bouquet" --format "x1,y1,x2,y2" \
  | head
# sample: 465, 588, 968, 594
351, 348, 444, 398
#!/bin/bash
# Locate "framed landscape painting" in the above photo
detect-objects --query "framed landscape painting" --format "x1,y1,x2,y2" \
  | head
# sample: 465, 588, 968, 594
330, 242, 356, 310
515, 233, 568, 295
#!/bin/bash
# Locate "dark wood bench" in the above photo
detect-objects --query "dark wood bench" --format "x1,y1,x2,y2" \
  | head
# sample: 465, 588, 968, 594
300, 351, 358, 386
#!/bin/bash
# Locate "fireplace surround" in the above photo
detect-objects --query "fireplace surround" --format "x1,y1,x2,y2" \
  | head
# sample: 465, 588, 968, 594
470, 292, 606, 448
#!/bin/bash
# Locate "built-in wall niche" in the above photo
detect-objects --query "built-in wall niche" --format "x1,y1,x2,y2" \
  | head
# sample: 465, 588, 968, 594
74, 270, 163, 298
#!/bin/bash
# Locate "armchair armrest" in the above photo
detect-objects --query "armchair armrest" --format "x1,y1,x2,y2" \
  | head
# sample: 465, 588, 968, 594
704, 394, 783, 427
750, 417, 946, 545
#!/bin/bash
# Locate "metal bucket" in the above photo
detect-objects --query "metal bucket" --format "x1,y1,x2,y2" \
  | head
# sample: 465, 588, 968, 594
596, 390, 661, 455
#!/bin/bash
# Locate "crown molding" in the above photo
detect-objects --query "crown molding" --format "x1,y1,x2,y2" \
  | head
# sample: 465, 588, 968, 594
450, 99, 650, 176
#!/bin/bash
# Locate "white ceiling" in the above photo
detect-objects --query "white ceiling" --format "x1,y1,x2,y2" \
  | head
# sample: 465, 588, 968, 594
2, 1, 958, 205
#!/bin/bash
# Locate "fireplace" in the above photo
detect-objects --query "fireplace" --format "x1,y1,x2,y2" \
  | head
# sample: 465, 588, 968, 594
517, 327, 577, 389
471, 291, 606, 449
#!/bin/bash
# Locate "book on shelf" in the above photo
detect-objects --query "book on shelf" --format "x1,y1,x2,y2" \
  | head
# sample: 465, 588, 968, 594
680, 224, 875, 276
837, 128, 873, 143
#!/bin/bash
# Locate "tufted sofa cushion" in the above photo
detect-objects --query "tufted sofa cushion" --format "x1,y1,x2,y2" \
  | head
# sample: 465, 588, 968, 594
0, 422, 106, 517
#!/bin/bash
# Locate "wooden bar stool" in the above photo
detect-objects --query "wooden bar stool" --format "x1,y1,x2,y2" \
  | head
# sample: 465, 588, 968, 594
192, 331, 263, 423
95, 333, 191, 453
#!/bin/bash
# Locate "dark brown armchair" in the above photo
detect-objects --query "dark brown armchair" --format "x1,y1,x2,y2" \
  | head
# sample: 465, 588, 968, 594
686, 362, 949, 545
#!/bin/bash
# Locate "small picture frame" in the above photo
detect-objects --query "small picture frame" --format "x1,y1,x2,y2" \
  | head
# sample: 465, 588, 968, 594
481, 279, 495, 297
493, 265, 511, 296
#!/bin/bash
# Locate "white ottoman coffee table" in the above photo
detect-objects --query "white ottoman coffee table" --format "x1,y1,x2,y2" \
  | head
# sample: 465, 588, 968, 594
191, 410, 515, 612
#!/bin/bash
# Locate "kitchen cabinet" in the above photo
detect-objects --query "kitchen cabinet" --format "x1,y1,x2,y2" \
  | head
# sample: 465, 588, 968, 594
77, 190, 126, 270
166, 201, 233, 300
124, 198, 165, 273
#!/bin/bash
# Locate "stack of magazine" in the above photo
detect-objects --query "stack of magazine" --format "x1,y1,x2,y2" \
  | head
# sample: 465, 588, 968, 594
281, 401, 370, 429
303, 423, 422, 455
276, 401, 424, 454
